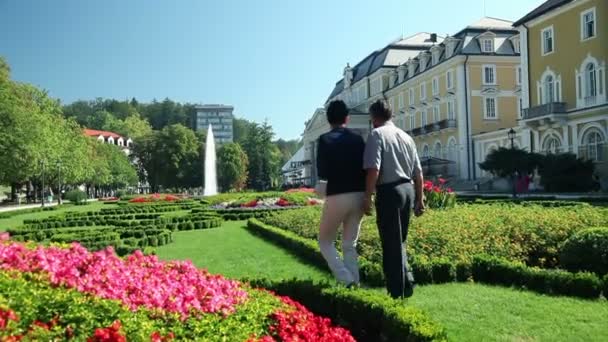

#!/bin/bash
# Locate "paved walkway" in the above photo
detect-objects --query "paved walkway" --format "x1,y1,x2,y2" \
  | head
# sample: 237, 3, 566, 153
0, 202, 59, 213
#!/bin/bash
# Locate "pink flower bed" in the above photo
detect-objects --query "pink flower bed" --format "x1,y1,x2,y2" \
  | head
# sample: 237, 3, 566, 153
0, 241, 247, 318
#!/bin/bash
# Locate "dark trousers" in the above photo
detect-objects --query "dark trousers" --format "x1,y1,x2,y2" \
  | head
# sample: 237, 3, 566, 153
375, 182, 415, 299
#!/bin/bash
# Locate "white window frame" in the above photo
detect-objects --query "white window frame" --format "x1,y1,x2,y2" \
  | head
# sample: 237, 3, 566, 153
580, 7, 596, 41
390, 97, 397, 112
421, 110, 428, 126
398, 93, 405, 109
541, 26, 554, 56
482, 64, 497, 85
409, 114, 415, 130
512, 38, 521, 53
447, 99, 455, 120
483, 97, 498, 120
480, 38, 494, 53
516, 66, 522, 85
446, 70, 454, 90
420, 83, 427, 100
409, 88, 415, 105
517, 97, 523, 119
432, 77, 439, 96
432, 105, 440, 123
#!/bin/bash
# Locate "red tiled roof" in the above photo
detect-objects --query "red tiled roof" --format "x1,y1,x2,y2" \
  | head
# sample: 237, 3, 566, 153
83, 129, 124, 139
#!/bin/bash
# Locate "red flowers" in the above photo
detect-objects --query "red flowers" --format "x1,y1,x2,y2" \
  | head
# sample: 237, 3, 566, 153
0, 308, 18, 330
151, 331, 175, 342
129, 194, 181, 203
87, 320, 126, 342
253, 296, 355, 342
285, 188, 315, 194
423, 179, 457, 209
275, 198, 291, 207
242, 199, 259, 208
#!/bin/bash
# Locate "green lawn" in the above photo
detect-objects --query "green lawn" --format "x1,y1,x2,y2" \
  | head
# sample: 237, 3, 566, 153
0, 201, 116, 230
158, 220, 608, 342
156, 221, 331, 281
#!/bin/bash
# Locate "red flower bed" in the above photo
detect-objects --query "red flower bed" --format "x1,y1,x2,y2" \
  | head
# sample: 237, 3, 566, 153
285, 188, 315, 194
275, 198, 290, 207
241, 199, 259, 208
129, 194, 181, 203
99, 197, 119, 202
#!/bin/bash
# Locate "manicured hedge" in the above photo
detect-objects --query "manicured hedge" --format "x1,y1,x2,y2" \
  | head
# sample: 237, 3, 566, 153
0, 206, 58, 219
471, 255, 603, 299
259, 204, 608, 269
246, 278, 447, 342
249, 219, 608, 299
559, 227, 608, 276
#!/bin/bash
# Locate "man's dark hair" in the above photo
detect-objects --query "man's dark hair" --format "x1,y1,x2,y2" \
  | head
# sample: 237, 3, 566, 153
326, 100, 349, 125
369, 100, 392, 121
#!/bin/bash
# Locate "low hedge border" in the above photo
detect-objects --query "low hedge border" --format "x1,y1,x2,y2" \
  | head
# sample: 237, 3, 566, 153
247, 219, 607, 299
0, 206, 59, 219
244, 278, 447, 342
246, 219, 384, 286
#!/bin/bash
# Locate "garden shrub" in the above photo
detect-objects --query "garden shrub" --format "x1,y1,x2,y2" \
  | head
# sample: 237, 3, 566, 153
560, 227, 608, 276
65, 190, 87, 205
246, 278, 447, 342
603, 274, 608, 299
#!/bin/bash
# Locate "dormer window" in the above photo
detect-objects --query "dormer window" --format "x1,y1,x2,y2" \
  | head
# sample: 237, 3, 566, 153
397, 64, 407, 83
389, 70, 397, 87
430, 46, 443, 66
419, 52, 429, 72
512, 38, 520, 53
444, 36, 459, 58
481, 38, 494, 53
408, 59, 418, 77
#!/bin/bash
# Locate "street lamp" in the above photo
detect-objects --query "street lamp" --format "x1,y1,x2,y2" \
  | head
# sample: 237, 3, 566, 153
508, 128, 517, 198
56, 161, 62, 205
40, 160, 45, 208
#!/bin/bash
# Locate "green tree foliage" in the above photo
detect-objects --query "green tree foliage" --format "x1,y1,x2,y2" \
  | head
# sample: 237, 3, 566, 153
241, 121, 281, 191
479, 147, 540, 178
217, 143, 249, 192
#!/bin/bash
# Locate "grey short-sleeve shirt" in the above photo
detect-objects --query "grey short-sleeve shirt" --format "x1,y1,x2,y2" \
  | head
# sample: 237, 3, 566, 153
363, 121, 422, 185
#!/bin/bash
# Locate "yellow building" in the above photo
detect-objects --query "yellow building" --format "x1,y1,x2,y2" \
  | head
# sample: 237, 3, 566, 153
513, 0, 607, 181
385, 18, 521, 180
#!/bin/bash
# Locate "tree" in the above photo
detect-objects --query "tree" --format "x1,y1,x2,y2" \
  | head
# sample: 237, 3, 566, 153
217, 143, 248, 192
241, 121, 281, 191
479, 148, 540, 178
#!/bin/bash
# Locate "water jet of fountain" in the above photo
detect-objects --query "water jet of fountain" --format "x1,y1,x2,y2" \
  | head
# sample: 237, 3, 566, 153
203, 125, 218, 196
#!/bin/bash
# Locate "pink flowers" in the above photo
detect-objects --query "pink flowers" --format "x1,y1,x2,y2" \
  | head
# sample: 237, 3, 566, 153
0, 242, 247, 318
129, 194, 181, 203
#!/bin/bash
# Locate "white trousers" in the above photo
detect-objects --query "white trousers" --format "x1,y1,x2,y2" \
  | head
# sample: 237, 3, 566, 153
318, 191, 364, 285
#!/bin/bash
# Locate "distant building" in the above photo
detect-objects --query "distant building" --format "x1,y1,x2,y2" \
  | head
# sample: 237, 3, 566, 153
84, 129, 133, 155
194, 104, 234, 144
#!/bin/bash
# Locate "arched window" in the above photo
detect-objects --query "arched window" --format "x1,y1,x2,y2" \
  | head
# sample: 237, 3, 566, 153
544, 75, 554, 104
584, 129, 604, 161
434, 142, 442, 158
542, 135, 561, 154
422, 145, 430, 158
447, 138, 457, 161
586, 63, 597, 97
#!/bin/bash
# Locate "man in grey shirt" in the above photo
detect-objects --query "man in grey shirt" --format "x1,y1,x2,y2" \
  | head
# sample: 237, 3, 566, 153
363, 100, 425, 299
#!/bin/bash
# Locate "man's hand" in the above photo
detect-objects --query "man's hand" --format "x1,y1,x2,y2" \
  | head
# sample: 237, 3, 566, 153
414, 199, 425, 217
362, 195, 373, 216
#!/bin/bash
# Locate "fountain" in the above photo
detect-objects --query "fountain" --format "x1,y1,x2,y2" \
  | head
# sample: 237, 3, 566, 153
203, 125, 218, 196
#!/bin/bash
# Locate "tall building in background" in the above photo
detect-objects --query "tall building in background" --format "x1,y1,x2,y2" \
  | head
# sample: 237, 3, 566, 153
195, 104, 234, 144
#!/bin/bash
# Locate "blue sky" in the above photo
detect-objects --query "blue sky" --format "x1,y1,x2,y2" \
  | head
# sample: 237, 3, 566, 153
0, 0, 544, 139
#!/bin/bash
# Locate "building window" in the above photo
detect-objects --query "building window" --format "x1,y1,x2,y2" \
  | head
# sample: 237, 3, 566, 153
434, 142, 442, 158
543, 75, 555, 103
409, 114, 415, 129
483, 65, 496, 85
409, 88, 415, 105
585, 63, 597, 97
398, 93, 405, 109
543, 135, 561, 154
516, 66, 522, 85
422, 145, 430, 158
447, 100, 455, 120
517, 97, 523, 119
421, 110, 428, 126
420, 83, 427, 100
542, 26, 554, 55
584, 129, 604, 161
433, 105, 440, 122
481, 38, 494, 53
432, 77, 439, 96
446, 70, 454, 90
484, 97, 497, 119
581, 8, 596, 40
390, 97, 397, 112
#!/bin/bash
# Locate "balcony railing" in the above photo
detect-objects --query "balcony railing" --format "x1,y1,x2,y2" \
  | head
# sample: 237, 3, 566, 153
584, 96, 597, 107
522, 102, 566, 120
409, 119, 457, 137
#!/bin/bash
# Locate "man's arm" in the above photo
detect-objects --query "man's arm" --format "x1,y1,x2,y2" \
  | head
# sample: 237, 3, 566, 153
362, 132, 382, 215
413, 167, 425, 216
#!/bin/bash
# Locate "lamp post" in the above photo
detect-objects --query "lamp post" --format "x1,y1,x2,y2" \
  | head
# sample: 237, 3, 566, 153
508, 128, 517, 199
40, 160, 45, 207
56, 161, 62, 205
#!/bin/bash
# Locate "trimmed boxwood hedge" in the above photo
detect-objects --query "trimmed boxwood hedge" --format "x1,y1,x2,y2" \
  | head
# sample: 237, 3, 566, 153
559, 227, 608, 276
245, 278, 447, 342
248, 219, 607, 299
